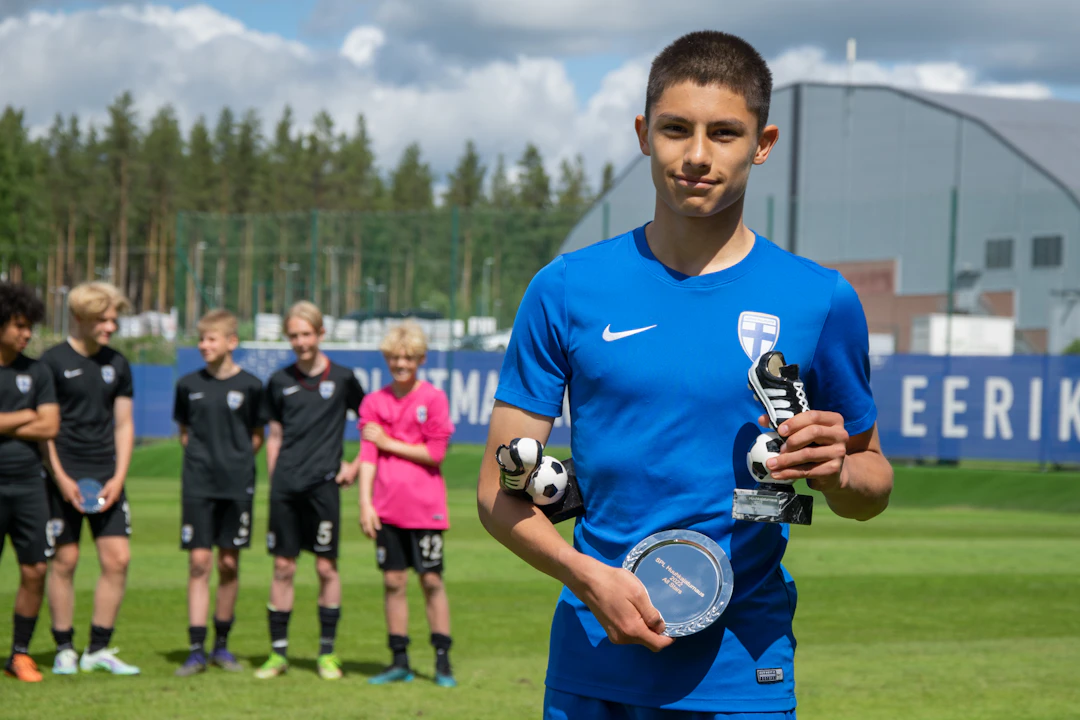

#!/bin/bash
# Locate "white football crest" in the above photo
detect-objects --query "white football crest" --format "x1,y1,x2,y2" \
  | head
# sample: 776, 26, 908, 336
101, 365, 116, 384
738, 311, 780, 362
15, 374, 31, 394
319, 380, 335, 399
227, 390, 244, 410
416, 405, 428, 423
181, 524, 194, 544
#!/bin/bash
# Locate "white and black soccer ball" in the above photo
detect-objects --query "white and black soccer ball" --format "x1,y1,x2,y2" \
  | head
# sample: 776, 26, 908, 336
527, 456, 569, 506
746, 431, 784, 483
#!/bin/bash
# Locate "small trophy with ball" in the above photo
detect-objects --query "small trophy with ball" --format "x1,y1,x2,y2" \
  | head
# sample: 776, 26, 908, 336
732, 350, 815, 525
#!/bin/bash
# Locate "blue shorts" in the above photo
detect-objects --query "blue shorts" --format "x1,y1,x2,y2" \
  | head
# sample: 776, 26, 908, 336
544, 688, 796, 720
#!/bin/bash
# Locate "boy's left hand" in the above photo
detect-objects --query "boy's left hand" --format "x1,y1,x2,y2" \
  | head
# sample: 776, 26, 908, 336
758, 411, 848, 492
335, 460, 357, 487
99, 476, 126, 511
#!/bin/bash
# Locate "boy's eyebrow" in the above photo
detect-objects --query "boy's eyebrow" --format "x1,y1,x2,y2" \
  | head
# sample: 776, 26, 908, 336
655, 113, 748, 132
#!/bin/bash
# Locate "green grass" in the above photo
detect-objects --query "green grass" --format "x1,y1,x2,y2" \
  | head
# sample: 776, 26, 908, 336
2, 444, 1079, 719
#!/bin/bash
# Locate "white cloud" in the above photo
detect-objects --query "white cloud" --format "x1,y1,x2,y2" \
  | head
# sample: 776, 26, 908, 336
340, 25, 385, 67
769, 46, 1052, 100
0, 2, 1059, 194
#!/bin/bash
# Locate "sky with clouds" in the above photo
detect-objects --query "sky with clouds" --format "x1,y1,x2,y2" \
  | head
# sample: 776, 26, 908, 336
2, 0, 1078, 189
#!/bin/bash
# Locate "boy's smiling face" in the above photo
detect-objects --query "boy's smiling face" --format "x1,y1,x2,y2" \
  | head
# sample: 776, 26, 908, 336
637, 81, 778, 220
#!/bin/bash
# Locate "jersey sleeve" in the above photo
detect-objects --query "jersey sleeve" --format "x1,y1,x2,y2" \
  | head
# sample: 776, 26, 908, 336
265, 375, 283, 423
345, 371, 365, 413
117, 356, 134, 398
804, 274, 878, 436
249, 381, 270, 429
358, 394, 379, 464
420, 390, 454, 465
173, 377, 189, 426
32, 361, 57, 408
495, 257, 570, 417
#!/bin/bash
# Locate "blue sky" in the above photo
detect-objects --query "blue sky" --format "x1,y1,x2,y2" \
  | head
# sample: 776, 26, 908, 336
4, 0, 1078, 183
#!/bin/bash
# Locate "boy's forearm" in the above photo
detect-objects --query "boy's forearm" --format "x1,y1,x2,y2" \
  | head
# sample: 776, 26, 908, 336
477, 458, 588, 590
42, 440, 71, 483
0, 409, 37, 435
113, 418, 134, 484
358, 462, 377, 507
265, 438, 280, 479
14, 409, 58, 441
383, 438, 437, 466
822, 450, 893, 521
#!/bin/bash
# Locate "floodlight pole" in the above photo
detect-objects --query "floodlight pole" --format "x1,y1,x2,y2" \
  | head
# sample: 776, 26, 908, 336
945, 186, 958, 357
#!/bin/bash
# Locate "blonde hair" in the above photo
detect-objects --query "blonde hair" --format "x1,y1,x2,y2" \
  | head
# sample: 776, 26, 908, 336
67, 282, 131, 320
283, 301, 323, 333
380, 320, 428, 358
197, 309, 238, 337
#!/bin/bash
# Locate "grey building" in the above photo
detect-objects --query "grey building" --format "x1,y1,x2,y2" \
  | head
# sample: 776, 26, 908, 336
560, 83, 1080, 353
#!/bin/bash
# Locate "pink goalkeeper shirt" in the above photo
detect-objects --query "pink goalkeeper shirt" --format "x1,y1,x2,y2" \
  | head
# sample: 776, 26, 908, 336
359, 381, 454, 530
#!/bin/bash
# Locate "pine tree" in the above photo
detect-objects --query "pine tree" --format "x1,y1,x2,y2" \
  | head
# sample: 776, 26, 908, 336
446, 140, 486, 209
556, 154, 591, 212
516, 143, 550, 210
104, 92, 139, 296
601, 161, 615, 195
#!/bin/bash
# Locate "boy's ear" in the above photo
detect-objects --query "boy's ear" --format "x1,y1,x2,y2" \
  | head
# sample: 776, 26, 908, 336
227, 334, 240, 351
635, 114, 650, 157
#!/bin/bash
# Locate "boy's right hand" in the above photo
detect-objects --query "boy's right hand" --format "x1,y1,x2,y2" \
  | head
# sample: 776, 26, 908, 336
567, 555, 674, 653
359, 503, 381, 539
57, 477, 85, 513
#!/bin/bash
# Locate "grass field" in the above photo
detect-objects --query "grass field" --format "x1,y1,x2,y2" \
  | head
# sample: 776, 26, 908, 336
2, 443, 1079, 719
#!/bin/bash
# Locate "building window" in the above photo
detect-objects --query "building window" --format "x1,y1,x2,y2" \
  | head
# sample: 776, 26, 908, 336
1032, 235, 1063, 268
985, 238, 1013, 269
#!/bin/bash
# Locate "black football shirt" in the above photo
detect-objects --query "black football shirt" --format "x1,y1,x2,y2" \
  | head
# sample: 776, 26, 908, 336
40, 341, 134, 476
265, 361, 364, 493
173, 368, 269, 500
0, 354, 57, 484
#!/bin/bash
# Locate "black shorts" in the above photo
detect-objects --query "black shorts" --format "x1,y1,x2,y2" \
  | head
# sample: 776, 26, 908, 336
181, 498, 253, 551
376, 524, 445, 574
47, 477, 132, 545
0, 480, 51, 565
267, 481, 340, 559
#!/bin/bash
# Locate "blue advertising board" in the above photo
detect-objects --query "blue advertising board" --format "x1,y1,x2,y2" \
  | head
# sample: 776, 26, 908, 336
149, 350, 1079, 464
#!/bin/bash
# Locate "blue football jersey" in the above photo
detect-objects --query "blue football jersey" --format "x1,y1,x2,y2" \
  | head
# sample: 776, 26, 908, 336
495, 225, 877, 713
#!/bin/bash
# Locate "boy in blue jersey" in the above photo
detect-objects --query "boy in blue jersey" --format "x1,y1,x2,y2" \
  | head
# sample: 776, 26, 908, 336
477, 31, 894, 718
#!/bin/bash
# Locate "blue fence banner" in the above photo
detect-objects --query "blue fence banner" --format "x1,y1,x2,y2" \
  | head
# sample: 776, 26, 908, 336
175, 348, 572, 446
871, 354, 1079, 464
155, 350, 1079, 463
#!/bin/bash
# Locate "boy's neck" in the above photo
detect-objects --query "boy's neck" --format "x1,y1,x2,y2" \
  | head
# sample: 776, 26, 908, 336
67, 334, 100, 358
0, 345, 19, 367
391, 378, 419, 398
296, 352, 328, 377
646, 194, 755, 277
206, 355, 240, 380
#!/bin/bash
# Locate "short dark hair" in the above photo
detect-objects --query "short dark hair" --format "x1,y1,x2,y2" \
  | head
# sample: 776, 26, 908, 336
645, 31, 773, 132
0, 282, 45, 329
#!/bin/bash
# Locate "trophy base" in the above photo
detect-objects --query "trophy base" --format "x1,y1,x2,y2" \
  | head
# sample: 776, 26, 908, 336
733, 485, 813, 525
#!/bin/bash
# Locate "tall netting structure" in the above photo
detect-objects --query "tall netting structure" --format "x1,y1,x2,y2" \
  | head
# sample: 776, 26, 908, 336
174, 207, 580, 338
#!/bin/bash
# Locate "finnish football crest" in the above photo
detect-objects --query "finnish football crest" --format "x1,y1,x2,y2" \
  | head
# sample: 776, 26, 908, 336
15, 374, 31, 394
738, 311, 780, 362
319, 380, 335, 399
101, 365, 116, 384
416, 405, 427, 423
181, 524, 194, 544
227, 390, 244, 410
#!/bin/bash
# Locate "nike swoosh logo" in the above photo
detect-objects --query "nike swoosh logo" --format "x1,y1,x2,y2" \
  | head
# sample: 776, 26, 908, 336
602, 324, 657, 342
63, 369, 83, 378
189, 392, 204, 400
282, 386, 300, 395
